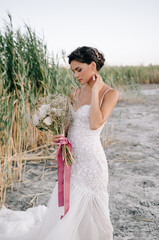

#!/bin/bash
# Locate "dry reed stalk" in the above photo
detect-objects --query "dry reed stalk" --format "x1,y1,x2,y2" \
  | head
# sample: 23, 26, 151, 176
117, 85, 143, 103
0, 97, 56, 207
27, 195, 37, 207
132, 217, 155, 223
0, 186, 6, 208
107, 159, 145, 162
9, 155, 56, 161
22, 144, 55, 154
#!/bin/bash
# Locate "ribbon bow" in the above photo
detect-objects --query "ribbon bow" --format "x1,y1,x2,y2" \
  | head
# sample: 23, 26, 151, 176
50, 136, 72, 219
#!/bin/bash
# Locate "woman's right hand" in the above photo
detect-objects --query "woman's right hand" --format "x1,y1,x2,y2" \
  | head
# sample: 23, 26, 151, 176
52, 134, 65, 146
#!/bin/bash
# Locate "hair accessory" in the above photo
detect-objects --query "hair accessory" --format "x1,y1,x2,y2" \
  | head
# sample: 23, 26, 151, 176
93, 48, 101, 60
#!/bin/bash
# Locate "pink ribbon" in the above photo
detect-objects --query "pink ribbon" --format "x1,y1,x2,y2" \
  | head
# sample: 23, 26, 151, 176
50, 136, 72, 219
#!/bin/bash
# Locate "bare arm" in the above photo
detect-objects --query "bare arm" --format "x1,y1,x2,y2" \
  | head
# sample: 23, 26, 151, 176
89, 89, 119, 130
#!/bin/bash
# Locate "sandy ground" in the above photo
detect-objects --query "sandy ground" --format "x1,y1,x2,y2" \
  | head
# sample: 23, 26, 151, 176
4, 84, 159, 240
107, 84, 159, 240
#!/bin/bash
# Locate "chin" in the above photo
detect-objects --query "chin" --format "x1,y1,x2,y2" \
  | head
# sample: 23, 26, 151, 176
78, 81, 85, 85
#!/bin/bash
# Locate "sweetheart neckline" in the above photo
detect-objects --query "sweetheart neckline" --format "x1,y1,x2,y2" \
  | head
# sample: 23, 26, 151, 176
71, 88, 113, 113
70, 104, 107, 129
71, 104, 90, 113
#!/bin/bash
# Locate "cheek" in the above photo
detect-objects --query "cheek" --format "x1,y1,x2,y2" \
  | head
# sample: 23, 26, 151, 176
81, 68, 90, 77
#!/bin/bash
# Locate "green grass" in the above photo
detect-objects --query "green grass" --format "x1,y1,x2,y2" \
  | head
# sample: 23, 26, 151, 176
0, 13, 159, 206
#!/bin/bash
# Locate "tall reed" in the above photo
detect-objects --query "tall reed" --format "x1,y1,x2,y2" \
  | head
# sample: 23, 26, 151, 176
0, 13, 159, 206
100, 65, 159, 86
0, 14, 75, 206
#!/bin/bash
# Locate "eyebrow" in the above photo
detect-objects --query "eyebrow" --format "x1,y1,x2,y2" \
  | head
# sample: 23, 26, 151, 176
72, 67, 80, 72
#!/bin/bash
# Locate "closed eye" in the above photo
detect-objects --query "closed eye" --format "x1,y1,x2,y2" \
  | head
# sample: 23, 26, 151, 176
72, 67, 82, 73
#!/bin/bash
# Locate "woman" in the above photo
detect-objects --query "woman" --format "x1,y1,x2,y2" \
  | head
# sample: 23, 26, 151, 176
0, 46, 119, 240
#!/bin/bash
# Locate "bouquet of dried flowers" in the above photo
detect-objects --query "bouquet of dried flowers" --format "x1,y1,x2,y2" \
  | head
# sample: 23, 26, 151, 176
32, 93, 74, 166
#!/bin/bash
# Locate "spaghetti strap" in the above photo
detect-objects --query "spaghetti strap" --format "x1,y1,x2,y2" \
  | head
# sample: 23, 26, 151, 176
100, 88, 113, 108
72, 86, 80, 104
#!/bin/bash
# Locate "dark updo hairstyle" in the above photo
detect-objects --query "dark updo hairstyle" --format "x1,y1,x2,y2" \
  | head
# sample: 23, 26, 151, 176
68, 46, 105, 71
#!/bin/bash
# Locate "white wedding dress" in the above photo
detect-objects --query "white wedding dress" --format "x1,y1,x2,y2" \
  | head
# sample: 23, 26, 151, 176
0, 88, 113, 240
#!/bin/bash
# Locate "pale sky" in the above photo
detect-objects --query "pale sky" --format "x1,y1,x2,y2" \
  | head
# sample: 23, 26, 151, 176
0, 0, 159, 66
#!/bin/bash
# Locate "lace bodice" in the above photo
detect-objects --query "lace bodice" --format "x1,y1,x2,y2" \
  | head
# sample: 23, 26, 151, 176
69, 104, 106, 136
69, 86, 112, 135
67, 89, 112, 205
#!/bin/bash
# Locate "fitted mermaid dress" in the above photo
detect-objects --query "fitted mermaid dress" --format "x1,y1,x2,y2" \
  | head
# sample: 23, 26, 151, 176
0, 88, 113, 240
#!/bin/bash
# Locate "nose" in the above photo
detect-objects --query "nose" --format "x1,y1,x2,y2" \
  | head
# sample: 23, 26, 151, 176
74, 72, 79, 78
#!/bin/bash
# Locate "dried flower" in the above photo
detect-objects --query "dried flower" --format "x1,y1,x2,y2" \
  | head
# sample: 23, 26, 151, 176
43, 117, 52, 126
32, 113, 39, 125
32, 93, 74, 166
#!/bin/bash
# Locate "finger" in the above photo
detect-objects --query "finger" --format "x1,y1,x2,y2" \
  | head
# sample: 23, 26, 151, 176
95, 73, 100, 80
96, 74, 102, 82
95, 73, 99, 77
54, 143, 60, 146
54, 140, 62, 144
53, 135, 63, 139
95, 73, 98, 79
96, 73, 101, 78
52, 134, 64, 140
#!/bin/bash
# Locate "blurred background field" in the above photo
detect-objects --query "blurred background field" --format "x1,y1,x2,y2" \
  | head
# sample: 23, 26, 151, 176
0, 15, 159, 207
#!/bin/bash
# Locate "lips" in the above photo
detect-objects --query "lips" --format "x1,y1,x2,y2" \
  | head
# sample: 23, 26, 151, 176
78, 79, 82, 82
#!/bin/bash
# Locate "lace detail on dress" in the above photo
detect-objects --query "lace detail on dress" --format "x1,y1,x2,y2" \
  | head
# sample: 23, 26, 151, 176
72, 86, 112, 111
67, 88, 113, 203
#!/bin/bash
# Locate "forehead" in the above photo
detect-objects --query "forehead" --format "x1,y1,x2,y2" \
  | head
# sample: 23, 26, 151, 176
70, 60, 85, 71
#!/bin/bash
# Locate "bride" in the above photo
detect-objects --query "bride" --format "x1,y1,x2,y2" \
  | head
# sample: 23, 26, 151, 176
0, 46, 119, 240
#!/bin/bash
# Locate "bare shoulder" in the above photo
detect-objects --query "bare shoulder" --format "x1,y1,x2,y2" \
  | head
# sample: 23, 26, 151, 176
109, 88, 119, 100
102, 84, 119, 99
104, 84, 119, 95
99, 87, 119, 125
102, 87, 119, 107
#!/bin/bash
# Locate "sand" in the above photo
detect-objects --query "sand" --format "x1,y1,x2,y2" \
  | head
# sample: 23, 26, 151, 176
107, 84, 159, 239
4, 84, 159, 240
